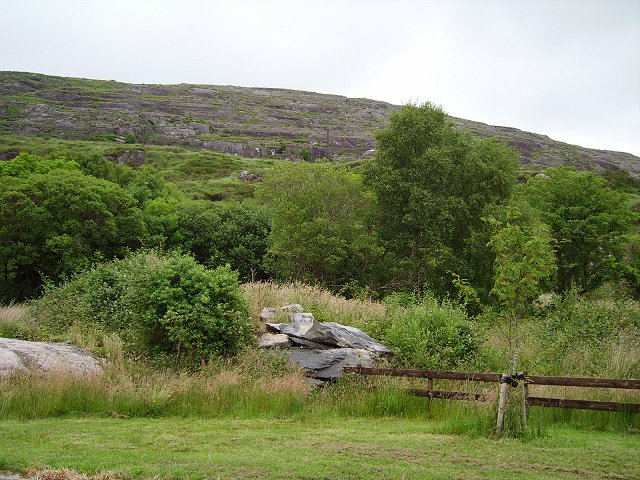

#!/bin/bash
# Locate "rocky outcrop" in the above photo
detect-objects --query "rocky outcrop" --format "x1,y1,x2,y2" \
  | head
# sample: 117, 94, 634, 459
107, 149, 145, 166
258, 305, 390, 381
267, 313, 391, 354
284, 348, 375, 379
0, 150, 19, 161
0, 338, 103, 376
239, 171, 263, 182
258, 333, 291, 348
2, 71, 638, 175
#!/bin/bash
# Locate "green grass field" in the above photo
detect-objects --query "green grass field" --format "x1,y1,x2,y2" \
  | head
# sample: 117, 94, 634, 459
1, 416, 638, 480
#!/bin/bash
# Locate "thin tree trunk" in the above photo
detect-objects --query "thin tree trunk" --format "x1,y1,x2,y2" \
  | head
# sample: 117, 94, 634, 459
496, 382, 509, 436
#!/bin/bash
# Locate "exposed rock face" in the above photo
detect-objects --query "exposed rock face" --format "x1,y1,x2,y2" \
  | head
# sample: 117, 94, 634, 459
239, 170, 263, 182
1, 71, 638, 175
284, 348, 375, 379
0, 150, 19, 161
0, 338, 103, 376
258, 333, 291, 349
259, 306, 390, 381
107, 149, 145, 166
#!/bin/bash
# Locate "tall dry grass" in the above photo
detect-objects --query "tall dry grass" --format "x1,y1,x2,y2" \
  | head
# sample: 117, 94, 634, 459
243, 281, 388, 334
0, 349, 312, 419
0, 303, 35, 339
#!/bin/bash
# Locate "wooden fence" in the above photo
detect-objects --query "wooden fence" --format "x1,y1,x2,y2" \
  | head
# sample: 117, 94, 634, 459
342, 367, 640, 414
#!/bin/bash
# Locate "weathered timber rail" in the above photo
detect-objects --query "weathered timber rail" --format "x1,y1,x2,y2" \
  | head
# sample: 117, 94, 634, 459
526, 396, 640, 413
525, 375, 640, 389
343, 367, 501, 382
343, 367, 640, 413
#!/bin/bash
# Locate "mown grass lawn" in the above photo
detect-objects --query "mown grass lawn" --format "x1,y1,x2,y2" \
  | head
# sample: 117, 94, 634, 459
0, 416, 638, 479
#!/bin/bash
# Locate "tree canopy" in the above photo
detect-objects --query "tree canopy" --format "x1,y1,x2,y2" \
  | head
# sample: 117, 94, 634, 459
519, 167, 635, 292
363, 102, 519, 295
257, 162, 382, 294
0, 170, 146, 301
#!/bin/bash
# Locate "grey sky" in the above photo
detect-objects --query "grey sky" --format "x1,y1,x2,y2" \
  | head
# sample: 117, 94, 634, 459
2, 0, 639, 155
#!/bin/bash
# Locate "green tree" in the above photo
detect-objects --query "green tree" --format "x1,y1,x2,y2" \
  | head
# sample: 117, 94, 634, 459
363, 103, 519, 296
143, 199, 272, 282
174, 201, 271, 281
520, 167, 635, 292
0, 170, 146, 301
488, 202, 556, 370
256, 162, 382, 293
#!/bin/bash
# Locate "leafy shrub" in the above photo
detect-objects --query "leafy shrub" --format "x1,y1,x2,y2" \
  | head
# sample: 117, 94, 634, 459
300, 148, 312, 162
130, 254, 252, 359
0, 153, 79, 177
145, 200, 272, 281
383, 295, 479, 369
30, 251, 253, 361
0, 169, 146, 301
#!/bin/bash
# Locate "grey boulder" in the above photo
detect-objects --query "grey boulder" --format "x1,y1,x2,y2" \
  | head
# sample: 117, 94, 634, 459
257, 333, 292, 349
284, 348, 375, 380
108, 149, 145, 166
0, 338, 103, 376
267, 313, 390, 354
260, 303, 303, 321
239, 171, 263, 183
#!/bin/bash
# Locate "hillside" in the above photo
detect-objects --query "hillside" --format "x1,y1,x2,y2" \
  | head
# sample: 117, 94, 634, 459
1, 71, 639, 175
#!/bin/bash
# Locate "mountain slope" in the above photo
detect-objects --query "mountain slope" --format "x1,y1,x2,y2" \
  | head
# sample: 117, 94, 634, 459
1, 71, 638, 175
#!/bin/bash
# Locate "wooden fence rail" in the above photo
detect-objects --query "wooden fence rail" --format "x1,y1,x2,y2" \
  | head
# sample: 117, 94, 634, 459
526, 397, 640, 413
343, 367, 501, 383
343, 367, 640, 390
525, 375, 640, 389
343, 366, 640, 414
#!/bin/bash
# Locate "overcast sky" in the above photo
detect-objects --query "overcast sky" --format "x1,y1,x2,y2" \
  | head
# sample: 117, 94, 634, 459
2, 0, 639, 155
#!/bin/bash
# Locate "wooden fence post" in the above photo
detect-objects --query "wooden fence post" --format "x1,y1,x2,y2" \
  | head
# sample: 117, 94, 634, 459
522, 382, 529, 429
496, 381, 508, 435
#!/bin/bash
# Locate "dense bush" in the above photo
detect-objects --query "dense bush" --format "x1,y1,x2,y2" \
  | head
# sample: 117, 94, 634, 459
30, 251, 253, 360
0, 152, 80, 177
382, 295, 480, 370
76, 154, 173, 208
0, 169, 146, 301
131, 254, 252, 359
256, 162, 383, 293
144, 200, 272, 281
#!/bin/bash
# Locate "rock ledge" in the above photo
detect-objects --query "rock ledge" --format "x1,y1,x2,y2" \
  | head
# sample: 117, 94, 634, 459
0, 337, 103, 376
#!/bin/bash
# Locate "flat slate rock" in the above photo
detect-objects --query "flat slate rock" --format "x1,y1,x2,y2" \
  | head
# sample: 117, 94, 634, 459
267, 314, 390, 354
257, 333, 292, 348
0, 337, 103, 376
284, 348, 376, 380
